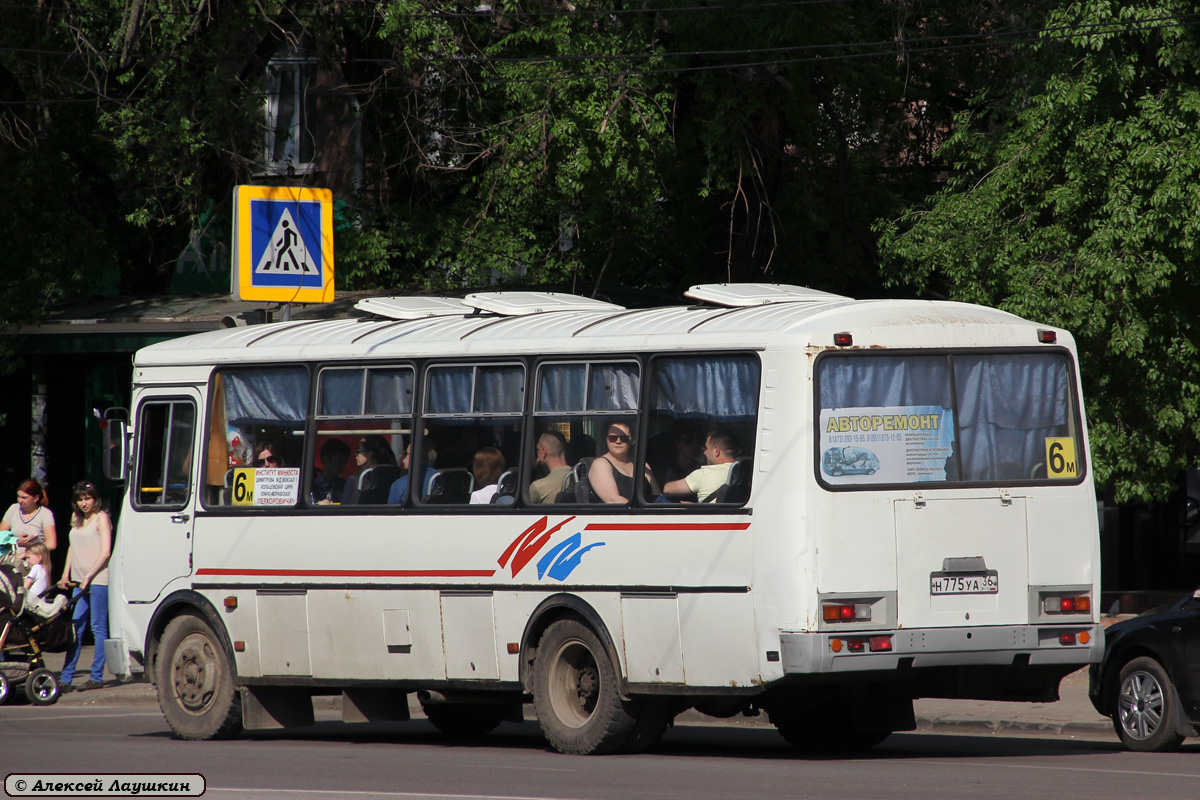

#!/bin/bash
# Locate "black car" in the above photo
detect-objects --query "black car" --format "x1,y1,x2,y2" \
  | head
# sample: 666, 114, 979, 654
1090, 589, 1200, 751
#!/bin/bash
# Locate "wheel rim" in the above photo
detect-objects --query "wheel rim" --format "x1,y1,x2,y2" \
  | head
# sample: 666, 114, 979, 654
547, 638, 600, 729
1118, 670, 1166, 740
171, 631, 221, 716
29, 672, 55, 701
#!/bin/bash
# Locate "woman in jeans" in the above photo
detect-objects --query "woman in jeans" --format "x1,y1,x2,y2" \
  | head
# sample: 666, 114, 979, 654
57, 480, 112, 692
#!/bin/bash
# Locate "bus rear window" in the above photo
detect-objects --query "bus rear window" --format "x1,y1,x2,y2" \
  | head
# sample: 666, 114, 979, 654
816, 351, 1083, 487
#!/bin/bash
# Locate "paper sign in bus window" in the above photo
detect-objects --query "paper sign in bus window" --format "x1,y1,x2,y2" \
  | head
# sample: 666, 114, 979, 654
819, 406, 955, 483
232, 467, 301, 506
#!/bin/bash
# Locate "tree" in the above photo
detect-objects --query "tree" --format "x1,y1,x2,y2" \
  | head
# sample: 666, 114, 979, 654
877, 0, 1200, 502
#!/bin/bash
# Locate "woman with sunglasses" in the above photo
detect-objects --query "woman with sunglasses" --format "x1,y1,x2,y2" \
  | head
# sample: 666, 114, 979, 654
588, 421, 660, 504
254, 441, 285, 468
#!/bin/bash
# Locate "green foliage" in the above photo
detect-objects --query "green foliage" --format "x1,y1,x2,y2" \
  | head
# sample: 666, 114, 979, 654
878, 0, 1200, 502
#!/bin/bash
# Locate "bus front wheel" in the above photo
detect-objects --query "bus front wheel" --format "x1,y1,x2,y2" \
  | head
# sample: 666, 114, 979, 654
157, 613, 243, 740
533, 618, 638, 755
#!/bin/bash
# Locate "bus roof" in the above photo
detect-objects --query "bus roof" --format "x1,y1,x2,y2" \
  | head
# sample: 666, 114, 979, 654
133, 286, 1057, 368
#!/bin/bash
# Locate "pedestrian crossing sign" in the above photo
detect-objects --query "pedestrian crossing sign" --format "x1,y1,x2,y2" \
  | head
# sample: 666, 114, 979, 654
233, 185, 334, 302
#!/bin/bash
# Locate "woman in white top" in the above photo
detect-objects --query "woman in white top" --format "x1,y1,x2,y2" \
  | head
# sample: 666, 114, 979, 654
0, 477, 57, 556
57, 480, 112, 693
469, 447, 506, 504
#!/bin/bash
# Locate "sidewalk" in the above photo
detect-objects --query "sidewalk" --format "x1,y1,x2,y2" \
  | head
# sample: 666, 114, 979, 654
35, 647, 1113, 737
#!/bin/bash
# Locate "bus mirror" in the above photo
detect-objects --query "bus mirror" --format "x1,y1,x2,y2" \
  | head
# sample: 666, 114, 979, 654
102, 408, 129, 483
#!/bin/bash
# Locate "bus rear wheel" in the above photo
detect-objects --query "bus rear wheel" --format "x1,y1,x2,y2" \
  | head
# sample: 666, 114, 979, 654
533, 619, 637, 755
157, 613, 243, 740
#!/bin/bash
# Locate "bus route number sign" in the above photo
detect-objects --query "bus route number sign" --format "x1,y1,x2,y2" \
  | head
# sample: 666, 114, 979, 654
1045, 437, 1078, 479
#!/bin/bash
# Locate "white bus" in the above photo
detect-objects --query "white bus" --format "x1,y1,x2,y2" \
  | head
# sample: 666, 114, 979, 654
102, 283, 1102, 754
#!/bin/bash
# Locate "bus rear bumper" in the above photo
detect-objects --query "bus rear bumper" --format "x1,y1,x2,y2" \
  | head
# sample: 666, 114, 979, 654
780, 624, 1104, 675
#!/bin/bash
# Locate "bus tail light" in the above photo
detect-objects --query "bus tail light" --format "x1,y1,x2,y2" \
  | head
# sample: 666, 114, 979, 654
1058, 632, 1077, 646
1037, 329, 1057, 344
823, 603, 871, 622
846, 638, 866, 652
868, 635, 893, 652
1044, 594, 1090, 614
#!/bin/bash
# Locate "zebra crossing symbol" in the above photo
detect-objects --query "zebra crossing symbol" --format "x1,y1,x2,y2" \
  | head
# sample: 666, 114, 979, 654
233, 185, 334, 302
254, 209, 319, 276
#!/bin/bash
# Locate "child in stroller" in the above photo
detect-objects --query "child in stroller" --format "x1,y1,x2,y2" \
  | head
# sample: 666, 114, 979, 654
0, 536, 73, 705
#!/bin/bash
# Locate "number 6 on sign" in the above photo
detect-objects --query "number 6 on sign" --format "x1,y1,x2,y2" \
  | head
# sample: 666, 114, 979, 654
1045, 437, 1078, 478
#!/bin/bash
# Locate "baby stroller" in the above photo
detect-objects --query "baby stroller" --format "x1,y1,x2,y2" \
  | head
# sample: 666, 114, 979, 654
0, 538, 73, 705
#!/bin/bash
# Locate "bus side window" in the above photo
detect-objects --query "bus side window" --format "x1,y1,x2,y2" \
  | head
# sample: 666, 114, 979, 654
531, 361, 642, 505
646, 354, 760, 506
134, 400, 196, 509
314, 366, 413, 507
420, 363, 525, 507
203, 367, 309, 508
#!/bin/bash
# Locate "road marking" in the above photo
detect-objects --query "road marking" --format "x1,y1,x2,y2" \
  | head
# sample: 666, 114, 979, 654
207, 790, 585, 800
870, 758, 1200, 779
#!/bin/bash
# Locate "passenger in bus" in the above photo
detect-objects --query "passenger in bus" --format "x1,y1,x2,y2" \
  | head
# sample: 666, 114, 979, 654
469, 447, 507, 504
388, 438, 439, 505
254, 441, 285, 468
311, 438, 351, 505
342, 435, 400, 504
589, 422, 660, 504
649, 419, 705, 485
528, 431, 571, 504
662, 426, 740, 503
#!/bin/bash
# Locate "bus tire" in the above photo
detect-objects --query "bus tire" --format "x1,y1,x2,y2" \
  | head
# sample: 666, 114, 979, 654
1114, 656, 1183, 752
532, 618, 636, 755
157, 613, 243, 741
423, 703, 505, 738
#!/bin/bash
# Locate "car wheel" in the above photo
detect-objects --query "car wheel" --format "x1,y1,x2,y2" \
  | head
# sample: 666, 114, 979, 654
1114, 656, 1184, 752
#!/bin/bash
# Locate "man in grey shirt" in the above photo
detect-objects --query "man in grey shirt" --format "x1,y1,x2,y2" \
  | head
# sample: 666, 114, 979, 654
529, 431, 572, 504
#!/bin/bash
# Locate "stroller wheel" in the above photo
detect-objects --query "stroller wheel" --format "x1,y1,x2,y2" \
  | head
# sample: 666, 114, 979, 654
0, 672, 9, 705
25, 668, 59, 706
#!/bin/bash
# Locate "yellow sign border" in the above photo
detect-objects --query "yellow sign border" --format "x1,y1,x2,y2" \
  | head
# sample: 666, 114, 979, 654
234, 185, 335, 303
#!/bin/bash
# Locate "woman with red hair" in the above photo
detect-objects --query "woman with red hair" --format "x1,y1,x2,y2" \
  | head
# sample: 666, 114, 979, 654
0, 477, 57, 555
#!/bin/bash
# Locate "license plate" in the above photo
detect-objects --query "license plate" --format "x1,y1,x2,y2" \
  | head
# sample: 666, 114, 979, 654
930, 572, 998, 595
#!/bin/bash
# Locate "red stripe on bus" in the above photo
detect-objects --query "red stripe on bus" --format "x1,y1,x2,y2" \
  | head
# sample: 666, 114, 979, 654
583, 523, 751, 532
195, 569, 497, 578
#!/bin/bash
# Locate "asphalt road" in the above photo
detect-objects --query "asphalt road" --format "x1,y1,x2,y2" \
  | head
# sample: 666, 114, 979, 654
3, 705, 1199, 800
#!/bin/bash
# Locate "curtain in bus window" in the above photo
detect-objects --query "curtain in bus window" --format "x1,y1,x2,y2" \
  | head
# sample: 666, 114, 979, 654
367, 368, 414, 416
953, 354, 1073, 481
224, 367, 308, 424
650, 356, 761, 419
427, 366, 472, 414
818, 355, 952, 410
538, 364, 586, 412
588, 364, 639, 410
319, 369, 363, 416
475, 366, 523, 413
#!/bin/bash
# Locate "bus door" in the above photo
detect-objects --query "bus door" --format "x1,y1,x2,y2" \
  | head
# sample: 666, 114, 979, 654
122, 390, 200, 603
894, 492, 1029, 629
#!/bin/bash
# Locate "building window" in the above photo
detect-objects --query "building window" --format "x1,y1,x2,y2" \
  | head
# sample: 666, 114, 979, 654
265, 57, 316, 173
